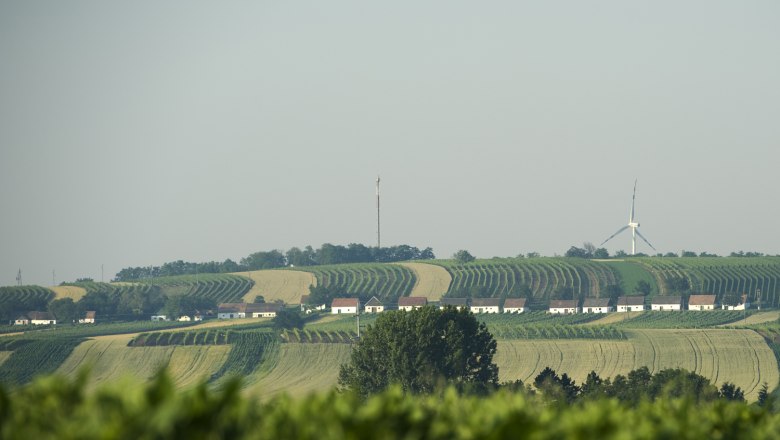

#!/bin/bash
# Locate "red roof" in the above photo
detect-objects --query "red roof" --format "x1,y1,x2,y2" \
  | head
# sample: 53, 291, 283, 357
471, 298, 501, 307
688, 294, 716, 306
504, 298, 527, 308
331, 298, 359, 308
398, 297, 427, 307
617, 296, 645, 306
549, 300, 578, 309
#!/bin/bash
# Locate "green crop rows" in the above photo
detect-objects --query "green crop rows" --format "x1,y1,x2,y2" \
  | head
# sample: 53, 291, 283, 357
0, 285, 55, 312
300, 263, 416, 303
209, 330, 278, 382
616, 310, 753, 329
636, 257, 780, 307
281, 328, 355, 343
489, 324, 625, 340
0, 337, 83, 386
430, 258, 619, 307
129, 329, 232, 346
133, 273, 253, 303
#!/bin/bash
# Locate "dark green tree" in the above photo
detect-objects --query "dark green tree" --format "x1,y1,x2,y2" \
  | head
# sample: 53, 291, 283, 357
635, 280, 652, 296
273, 309, 304, 330
719, 382, 745, 402
49, 298, 78, 324
240, 250, 286, 270
453, 250, 476, 263
593, 248, 610, 259
338, 307, 498, 397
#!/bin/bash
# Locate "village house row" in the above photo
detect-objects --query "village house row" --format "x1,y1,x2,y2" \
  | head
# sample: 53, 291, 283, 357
12, 293, 751, 326
213, 293, 751, 319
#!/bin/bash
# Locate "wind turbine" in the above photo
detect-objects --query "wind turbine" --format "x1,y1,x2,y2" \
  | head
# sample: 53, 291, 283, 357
600, 180, 656, 255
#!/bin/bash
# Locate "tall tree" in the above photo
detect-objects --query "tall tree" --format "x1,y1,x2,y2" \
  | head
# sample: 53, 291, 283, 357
338, 307, 498, 396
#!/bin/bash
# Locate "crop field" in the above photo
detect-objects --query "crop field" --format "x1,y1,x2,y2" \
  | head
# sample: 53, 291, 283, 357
133, 274, 253, 303
0, 285, 54, 311
616, 311, 751, 329
726, 310, 780, 326
243, 343, 351, 399
635, 257, 780, 307
395, 262, 451, 300
429, 258, 619, 307
57, 335, 231, 390
49, 285, 87, 301
236, 269, 316, 304
599, 260, 659, 294
495, 328, 778, 401
0, 337, 83, 385
0, 351, 11, 366
305, 314, 378, 332
299, 264, 416, 303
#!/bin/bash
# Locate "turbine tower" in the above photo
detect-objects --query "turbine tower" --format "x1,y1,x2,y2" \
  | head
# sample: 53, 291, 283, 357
376, 176, 381, 248
600, 180, 656, 255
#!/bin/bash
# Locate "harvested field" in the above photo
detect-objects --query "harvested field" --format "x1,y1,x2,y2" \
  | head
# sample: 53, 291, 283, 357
396, 262, 451, 300
722, 310, 780, 326
495, 329, 777, 401
49, 285, 87, 301
583, 312, 644, 326
244, 343, 351, 399
57, 336, 230, 390
236, 270, 316, 304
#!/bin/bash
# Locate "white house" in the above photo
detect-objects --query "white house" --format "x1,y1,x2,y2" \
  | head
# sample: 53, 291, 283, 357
331, 298, 359, 314
470, 298, 501, 314
582, 298, 612, 313
14, 316, 29, 325
248, 303, 283, 318
218, 303, 245, 319
177, 315, 192, 322
78, 311, 96, 324
549, 300, 579, 314
503, 298, 527, 314
616, 296, 645, 312
398, 296, 427, 311
439, 298, 469, 311
364, 296, 384, 313
688, 294, 717, 311
722, 294, 750, 310
151, 314, 168, 322
28, 311, 56, 325
300, 295, 326, 313
651, 295, 682, 311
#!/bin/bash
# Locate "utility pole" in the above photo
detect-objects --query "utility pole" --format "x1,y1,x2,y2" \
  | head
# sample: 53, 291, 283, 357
376, 176, 381, 249
16, 269, 22, 286
356, 299, 361, 339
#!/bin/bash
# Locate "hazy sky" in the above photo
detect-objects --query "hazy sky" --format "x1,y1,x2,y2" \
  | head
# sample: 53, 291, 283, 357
1, 1, 779, 287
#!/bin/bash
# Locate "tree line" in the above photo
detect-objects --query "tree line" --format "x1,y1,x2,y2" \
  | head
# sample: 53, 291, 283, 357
113, 243, 435, 281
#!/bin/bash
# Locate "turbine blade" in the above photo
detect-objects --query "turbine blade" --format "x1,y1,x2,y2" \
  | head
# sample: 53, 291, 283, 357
630, 179, 637, 222
600, 225, 630, 246
635, 229, 656, 251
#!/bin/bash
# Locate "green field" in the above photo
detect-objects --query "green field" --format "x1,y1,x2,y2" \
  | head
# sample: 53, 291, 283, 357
298, 263, 416, 303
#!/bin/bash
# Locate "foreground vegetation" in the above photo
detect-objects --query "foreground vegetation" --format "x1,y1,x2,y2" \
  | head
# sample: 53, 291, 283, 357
1, 370, 779, 439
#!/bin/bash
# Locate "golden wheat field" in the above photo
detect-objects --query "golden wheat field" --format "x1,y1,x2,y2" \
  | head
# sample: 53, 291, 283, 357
396, 262, 452, 300
49, 285, 87, 301
495, 329, 778, 401
57, 335, 231, 390
235, 270, 316, 304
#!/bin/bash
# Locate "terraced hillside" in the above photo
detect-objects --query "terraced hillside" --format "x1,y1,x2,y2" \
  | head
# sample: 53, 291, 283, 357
430, 258, 620, 307
299, 263, 416, 303
236, 270, 316, 304
635, 257, 780, 306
